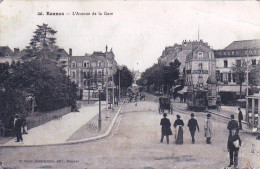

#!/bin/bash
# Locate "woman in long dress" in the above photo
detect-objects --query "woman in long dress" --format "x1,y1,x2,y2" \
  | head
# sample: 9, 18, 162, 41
173, 115, 184, 144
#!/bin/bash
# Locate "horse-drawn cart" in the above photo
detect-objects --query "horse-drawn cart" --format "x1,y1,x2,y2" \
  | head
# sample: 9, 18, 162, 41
158, 96, 173, 114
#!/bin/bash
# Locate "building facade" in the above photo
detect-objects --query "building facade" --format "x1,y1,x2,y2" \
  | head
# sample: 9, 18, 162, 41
0, 46, 21, 64
0, 46, 70, 75
158, 40, 215, 86
214, 39, 260, 93
184, 40, 215, 86
69, 48, 117, 91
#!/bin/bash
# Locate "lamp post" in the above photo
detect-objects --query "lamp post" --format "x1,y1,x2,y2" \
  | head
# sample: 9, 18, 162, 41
98, 82, 102, 132
118, 66, 122, 102
246, 49, 252, 122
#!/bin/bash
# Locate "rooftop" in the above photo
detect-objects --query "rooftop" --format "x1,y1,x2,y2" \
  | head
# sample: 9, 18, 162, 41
224, 39, 260, 50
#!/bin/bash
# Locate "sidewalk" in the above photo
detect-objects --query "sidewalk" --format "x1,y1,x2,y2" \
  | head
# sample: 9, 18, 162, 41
3, 102, 106, 146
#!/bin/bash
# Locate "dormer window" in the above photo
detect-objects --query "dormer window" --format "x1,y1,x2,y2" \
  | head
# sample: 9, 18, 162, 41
72, 62, 76, 67
198, 52, 203, 59
209, 52, 213, 59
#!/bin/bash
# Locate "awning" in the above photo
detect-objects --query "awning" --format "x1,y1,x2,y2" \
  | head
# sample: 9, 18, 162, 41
177, 86, 188, 94
218, 85, 246, 93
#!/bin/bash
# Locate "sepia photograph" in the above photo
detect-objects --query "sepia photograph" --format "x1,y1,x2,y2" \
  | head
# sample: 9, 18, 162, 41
0, 1, 260, 168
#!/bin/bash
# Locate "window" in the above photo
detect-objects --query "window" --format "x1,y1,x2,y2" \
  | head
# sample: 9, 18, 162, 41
72, 62, 76, 67
223, 73, 228, 84
198, 63, 203, 70
252, 59, 256, 66
232, 51, 235, 55
198, 52, 203, 59
72, 72, 76, 78
98, 61, 102, 67
84, 62, 87, 67
209, 52, 213, 59
236, 60, 241, 67
228, 73, 231, 82
87, 62, 90, 67
224, 60, 228, 68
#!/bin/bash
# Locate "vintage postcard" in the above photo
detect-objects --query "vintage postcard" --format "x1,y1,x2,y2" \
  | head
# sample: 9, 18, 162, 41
0, 1, 260, 169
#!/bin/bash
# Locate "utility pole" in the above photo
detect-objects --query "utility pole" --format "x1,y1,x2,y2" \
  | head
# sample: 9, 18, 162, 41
246, 49, 250, 122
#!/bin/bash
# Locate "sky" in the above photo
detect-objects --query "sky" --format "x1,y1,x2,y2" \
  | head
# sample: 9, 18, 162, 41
0, 1, 260, 72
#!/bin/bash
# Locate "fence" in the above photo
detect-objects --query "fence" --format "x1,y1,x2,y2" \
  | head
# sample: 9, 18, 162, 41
26, 106, 71, 130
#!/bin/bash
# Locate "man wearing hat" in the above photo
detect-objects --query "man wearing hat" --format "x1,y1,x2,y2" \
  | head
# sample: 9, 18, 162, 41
204, 113, 213, 144
14, 114, 23, 142
160, 113, 173, 144
188, 113, 200, 144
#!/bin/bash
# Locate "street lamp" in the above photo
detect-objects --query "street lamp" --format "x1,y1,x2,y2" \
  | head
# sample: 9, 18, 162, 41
246, 49, 252, 123
98, 82, 103, 132
118, 66, 123, 102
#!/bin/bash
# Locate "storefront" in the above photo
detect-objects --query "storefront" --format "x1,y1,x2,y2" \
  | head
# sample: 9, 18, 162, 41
246, 93, 260, 131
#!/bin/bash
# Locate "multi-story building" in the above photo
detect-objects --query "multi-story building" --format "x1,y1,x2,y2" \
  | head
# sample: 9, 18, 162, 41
0, 47, 21, 63
0, 46, 70, 75
158, 40, 215, 86
214, 39, 260, 93
158, 44, 182, 65
69, 47, 117, 100
184, 40, 215, 86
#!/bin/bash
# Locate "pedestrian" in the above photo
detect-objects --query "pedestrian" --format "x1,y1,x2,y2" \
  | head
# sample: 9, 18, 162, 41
216, 97, 221, 111
160, 113, 173, 144
14, 114, 23, 142
187, 113, 200, 144
204, 113, 213, 144
227, 114, 239, 134
227, 130, 242, 168
238, 108, 243, 130
173, 115, 184, 144
21, 118, 28, 134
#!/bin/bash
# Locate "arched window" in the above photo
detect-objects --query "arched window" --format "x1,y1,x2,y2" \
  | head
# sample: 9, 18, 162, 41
198, 52, 203, 59
72, 61, 76, 67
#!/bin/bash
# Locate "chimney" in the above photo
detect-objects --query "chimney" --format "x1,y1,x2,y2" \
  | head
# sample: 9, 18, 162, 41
69, 48, 72, 56
14, 48, 20, 55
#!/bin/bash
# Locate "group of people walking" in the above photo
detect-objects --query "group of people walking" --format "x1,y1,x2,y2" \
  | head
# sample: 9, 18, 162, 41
160, 108, 243, 169
160, 112, 211, 145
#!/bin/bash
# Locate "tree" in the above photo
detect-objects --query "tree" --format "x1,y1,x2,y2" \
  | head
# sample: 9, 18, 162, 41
249, 63, 260, 87
114, 66, 134, 88
137, 59, 181, 95
24, 23, 58, 60
4, 59, 77, 112
231, 60, 246, 99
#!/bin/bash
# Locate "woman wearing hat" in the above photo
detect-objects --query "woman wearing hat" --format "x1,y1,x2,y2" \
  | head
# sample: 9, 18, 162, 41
204, 113, 213, 144
173, 115, 184, 144
160, 113, 173, 144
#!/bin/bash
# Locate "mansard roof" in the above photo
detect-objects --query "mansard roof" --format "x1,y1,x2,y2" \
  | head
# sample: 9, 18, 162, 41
224, 39, 260, 50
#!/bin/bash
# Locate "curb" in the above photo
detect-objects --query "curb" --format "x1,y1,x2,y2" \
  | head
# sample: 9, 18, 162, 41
0, 100, 125, 148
